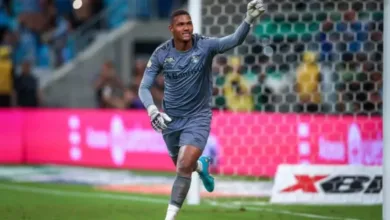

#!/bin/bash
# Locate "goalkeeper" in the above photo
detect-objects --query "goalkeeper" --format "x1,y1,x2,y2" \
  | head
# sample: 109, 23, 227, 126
138, 1, 265, 219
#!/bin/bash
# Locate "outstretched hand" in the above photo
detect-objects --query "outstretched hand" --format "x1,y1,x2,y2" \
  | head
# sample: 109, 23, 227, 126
245, 0, 266, 24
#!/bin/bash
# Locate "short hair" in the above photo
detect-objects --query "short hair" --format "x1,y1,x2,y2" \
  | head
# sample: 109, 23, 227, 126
170, 9, 191, 24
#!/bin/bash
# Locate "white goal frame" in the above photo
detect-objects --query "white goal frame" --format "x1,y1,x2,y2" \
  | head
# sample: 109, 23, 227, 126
187, 0, 203, 206
383, 0, 389, 219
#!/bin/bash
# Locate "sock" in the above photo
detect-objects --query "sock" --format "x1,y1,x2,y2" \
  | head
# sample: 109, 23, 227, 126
169, 175, 192, 208
165, 175, 191, 220
192, 160, 202, 172
196, 160, 202, 173
165, 204, 180, 220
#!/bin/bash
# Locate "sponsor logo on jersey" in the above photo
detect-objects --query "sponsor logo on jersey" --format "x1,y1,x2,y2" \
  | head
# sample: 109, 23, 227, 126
165, 65, 204, 80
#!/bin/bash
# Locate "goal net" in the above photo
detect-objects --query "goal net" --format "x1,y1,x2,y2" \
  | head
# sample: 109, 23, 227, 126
199, 0, 383, 205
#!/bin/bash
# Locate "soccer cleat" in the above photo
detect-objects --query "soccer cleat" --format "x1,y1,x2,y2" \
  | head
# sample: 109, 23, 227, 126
198, 156, 215, 192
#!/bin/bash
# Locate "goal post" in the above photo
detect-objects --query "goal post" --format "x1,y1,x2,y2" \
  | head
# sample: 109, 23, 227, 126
383, 0, 389, 219
187, 0, 203, 206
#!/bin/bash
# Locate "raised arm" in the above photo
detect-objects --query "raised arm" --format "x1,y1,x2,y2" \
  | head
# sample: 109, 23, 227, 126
207, 0, 265, 54
210, 21, 251, 54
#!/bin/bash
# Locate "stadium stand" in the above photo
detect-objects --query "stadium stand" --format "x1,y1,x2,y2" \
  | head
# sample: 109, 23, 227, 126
0, 0, 181, 69
0, 0, 183, 108
0, 0, 101, 68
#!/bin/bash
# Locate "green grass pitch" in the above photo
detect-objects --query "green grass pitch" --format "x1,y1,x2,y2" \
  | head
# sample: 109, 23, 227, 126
0, 181, 381, 220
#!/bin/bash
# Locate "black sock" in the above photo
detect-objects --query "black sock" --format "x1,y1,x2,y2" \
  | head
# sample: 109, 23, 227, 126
169, 175, 192, 208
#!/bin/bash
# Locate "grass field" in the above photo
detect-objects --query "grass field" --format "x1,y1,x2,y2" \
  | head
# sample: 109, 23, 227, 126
0, 180, 381, 220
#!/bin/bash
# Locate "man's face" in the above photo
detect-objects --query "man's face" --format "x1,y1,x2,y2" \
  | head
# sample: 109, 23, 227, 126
169, 14, 193, 42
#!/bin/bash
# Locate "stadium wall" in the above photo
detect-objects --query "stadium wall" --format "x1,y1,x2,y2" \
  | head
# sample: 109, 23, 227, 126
0, 109, 382, 177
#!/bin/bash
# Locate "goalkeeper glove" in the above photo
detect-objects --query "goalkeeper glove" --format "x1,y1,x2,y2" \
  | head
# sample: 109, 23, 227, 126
245, 0, 266, 24
147, 105, 172, 133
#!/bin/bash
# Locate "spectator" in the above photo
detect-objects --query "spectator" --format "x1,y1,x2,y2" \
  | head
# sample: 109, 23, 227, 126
123, 84, 144, 109
223, 56, 253, 112
15, 21, 38, 64
41, 11, 75, 67
14, 60, 41, 107
94, 60, 125, 108
133, 59, 147, 88
0, 45, 14, 107
124, 58, 165, 110
296, 51, 321, 112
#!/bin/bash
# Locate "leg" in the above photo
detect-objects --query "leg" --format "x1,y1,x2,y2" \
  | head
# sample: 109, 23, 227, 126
163, 130, 181, 166
171, 145, 202, 208
178, 117, 215, 193
164, 123, 201, 171
170, 155, 200, 172
165, 145, 202, 220
176, 145, 202, 177
165, 116, 213, 220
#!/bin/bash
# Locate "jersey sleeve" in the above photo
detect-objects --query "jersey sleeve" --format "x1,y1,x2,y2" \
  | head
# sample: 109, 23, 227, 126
205, 21, 251, 54
138, 50, 162, 109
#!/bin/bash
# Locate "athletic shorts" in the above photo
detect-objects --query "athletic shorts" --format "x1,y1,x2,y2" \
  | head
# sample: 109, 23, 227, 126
162, 115, 212, 158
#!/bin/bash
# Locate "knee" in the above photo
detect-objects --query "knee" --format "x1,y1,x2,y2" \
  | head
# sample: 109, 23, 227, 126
176, 159, 194, 176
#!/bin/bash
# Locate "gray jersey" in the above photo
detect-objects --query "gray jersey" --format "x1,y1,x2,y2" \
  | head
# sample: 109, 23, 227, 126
139, 21, 251, 117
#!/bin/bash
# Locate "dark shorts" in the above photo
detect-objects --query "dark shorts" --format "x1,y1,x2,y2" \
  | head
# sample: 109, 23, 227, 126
162, 115, 211, 158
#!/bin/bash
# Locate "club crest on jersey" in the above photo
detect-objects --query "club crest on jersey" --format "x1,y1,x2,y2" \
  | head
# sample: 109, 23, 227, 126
191, 55, 200, 63
164, 57, 175, 64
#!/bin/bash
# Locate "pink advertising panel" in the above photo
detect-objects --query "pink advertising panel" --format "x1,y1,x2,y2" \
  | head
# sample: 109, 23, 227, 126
24, 110, 175, 171
0, 109, 383, 177
0, 110, 23, 163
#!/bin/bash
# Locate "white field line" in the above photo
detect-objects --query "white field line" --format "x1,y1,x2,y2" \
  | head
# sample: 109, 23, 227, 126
0, 183, 361, 220
0, 183, 167, 204
206, 201, 361, 220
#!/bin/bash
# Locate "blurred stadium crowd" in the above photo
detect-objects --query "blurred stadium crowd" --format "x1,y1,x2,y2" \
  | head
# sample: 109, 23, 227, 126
95, 59, 164, 110
0, 0, 383, 117
0, 0, 182, 108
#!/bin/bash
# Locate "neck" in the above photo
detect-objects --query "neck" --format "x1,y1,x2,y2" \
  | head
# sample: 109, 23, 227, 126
173, 39, 192, 52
